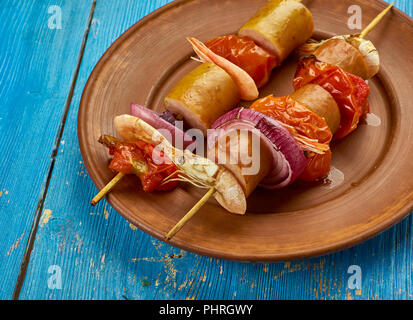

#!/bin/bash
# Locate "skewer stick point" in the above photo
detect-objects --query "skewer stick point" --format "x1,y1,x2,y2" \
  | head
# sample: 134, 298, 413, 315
359, 1, 395, 39
165, 187, 216, 241
91, 172, 125, 206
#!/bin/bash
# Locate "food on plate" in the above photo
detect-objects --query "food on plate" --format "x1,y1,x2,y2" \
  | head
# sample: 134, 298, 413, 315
297, 1, 395, 79
250, 94, 332, 154
165, 107, 308, 238
313, 38, 370, 80
111, 110, 307, 212
162, 0, 314, 133
293, 55, 370, 139
208, 108, 307, 195
130, 103, 195, 149
250, 87, 337, 181
298, 36, 379, 79
90, 129, 181, 205
290, 84, 341, 134
90, 1, 396, 240
290, 3, 395, 141
164, 63, 240, 135
205, 35, 278, 88
238, 0, 314, 62
187, 37, 259, 101
98, 135, 179, 192
114, 114, 247, 215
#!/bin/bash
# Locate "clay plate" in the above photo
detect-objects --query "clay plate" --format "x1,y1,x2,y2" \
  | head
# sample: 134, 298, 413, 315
78, 0, 413, 261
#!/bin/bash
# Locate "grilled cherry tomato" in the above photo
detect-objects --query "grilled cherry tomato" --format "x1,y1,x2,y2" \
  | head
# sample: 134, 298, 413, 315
299, 150, 332, 182
251, 95, 332, 142
100, 136, 179, 192
293, 56, 369, 139
347, 72, 370, 115
251, 95, 332, 181
205, 35, 278, 88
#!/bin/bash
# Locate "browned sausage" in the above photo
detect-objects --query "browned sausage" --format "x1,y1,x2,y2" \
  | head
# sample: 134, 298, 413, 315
238, 0, 314, 62
208, 129, 272, 197
290, 84, 341, 134
164, 63, 240, 135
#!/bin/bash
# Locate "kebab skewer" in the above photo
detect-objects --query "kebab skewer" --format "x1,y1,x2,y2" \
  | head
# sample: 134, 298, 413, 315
297, 1, 395, 80
91, 0, 313, 206
163, 3, 394, 239
98, 110, 307, 240
91, 2, 394, 240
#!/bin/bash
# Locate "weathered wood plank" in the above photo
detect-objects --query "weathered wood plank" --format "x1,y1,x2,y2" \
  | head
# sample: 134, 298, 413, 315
19, 0, 412, 300
0, 0, 93, 299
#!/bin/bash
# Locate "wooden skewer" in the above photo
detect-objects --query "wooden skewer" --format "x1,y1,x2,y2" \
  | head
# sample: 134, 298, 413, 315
165, 186, 216, 241
91, 172, 125, 206
360, 1, 395, 39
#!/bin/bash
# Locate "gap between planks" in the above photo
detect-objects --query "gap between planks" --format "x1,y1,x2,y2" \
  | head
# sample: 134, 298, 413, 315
12, 0, 97, 300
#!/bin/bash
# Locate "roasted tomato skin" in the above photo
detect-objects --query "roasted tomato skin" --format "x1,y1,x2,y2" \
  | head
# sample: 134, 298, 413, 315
102, 136, 178, 192
293, 56, 369, 139
250, 95, 332, 143
299, 150, 332, 182
205, 35, 278, 88
140, 163, 178, 192
251, 95, 332, 181
347, 72, 370, 115
108, 143, 144, 174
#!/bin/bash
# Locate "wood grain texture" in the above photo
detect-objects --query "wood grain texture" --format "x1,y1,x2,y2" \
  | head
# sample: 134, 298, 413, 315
17, 0, 412, 299
0, 0, 93, 299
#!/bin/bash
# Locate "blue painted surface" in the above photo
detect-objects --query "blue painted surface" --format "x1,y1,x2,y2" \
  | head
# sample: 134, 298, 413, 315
0, 0, 93, 299
0, 0, 411, 299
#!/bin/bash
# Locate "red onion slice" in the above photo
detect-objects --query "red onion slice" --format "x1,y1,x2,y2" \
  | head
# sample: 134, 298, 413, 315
159, 110, 178, 124
130, 103, 194, 149
210, 108, 307, 189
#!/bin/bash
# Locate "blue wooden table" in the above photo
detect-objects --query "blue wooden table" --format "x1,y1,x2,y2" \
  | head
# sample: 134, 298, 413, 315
0, 0, 411, 300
